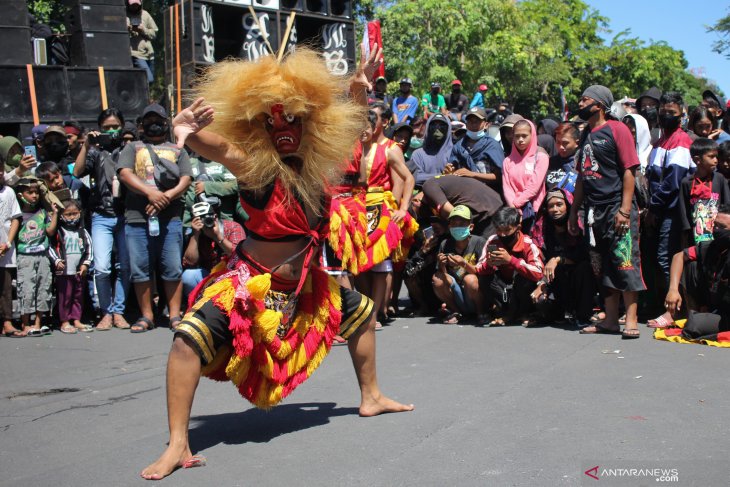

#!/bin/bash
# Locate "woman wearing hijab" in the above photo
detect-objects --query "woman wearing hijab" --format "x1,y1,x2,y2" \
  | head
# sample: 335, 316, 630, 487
502, 119, 549, 234
410, 114, 453, 187
622, 114, 652, 173
532, 188, 596, 328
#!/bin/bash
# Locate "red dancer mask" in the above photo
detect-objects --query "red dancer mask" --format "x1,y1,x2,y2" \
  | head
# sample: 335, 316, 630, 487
266, 104, 303, 155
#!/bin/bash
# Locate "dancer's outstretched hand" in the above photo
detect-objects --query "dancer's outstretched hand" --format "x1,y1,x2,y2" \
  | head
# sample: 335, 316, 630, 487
351, 43, 383, 92
173, 97, 214, 149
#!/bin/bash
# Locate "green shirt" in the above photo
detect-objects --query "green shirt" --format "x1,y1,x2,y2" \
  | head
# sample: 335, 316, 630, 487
421, 92, 446, 113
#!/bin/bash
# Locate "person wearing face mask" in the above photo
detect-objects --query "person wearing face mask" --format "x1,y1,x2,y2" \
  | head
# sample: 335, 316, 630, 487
645, 92, 694, 287
48, 199, 94, 334
421, 82, 447, 120
531, 189, 595, 328
446, 107, 505, 191
117, 103, 193, 333
410, 114, 453, 187
1, 136, 37, 187
568, 85, 645, 339
41, 126, 73, 174
74, 108, 132, 330
446, 80, 469, 121
660, 206, 730, 344
475, 206, 544, 327
432, 205, 488, 325
636, 86, 662, 144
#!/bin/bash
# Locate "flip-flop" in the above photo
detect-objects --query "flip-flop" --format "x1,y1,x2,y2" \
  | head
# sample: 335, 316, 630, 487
579, 325, 621, 335
75, 324, 94, 332
3, 330, 24, 338
60, 325, 78, 334
40, 326, 52, 335
443, 312, 462, 325
622, 328, 640, 339
590, 312, 606, 323
27, 329, 43, 337
169, 315, 183, 331
182, 455, 207, 469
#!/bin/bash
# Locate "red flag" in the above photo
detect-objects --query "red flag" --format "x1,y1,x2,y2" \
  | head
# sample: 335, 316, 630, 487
362, 20, 385, 81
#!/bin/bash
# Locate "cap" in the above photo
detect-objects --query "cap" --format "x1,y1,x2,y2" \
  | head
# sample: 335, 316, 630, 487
452, 79, 462, 86
500, 114, 524, 129
581, 85, 614, 109
430, 82, 441, 89
479, 84, 488, 91
142, 103, 168, 119
703, 90, 722, 109
127, 0, 142, 5
449, 205, 472, 221
31, 124, 49, 140
122, 121, 138, 136
375, 76, 387, 83
400, 78, 413, 85
391, 122, 414, 136
44, 125, 66, 138
636, 87, 662, 106
465, 106, 487, 120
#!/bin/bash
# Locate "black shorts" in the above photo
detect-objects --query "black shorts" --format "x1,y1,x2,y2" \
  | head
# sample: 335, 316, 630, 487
175, 285, 373, 365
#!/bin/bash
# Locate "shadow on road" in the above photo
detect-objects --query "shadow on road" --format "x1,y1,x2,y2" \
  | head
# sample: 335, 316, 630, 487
188, 402, 359, 451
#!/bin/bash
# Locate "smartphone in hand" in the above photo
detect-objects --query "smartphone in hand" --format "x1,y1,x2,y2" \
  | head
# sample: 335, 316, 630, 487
24, 145, 37, 159
422, 226, 434, 240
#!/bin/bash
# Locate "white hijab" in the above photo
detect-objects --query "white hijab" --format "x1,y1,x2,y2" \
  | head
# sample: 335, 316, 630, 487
624, 114, 652, 173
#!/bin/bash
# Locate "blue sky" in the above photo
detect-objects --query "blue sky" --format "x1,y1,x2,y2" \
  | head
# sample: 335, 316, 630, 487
584, 0, 729, 99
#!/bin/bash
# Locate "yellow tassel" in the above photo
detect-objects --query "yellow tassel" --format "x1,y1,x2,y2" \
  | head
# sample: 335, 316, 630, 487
226, 354, 251, 386
252, 308, 283, 343
201, 278, 236, 313
246, 273, 272, 300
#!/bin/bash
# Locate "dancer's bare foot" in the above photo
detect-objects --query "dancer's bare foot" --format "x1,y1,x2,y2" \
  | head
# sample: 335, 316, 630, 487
140, 443, 194, 480
359, 393, 414, 417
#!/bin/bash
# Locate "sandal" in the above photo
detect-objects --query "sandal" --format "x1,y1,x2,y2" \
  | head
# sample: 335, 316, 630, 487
113, 314, 131, 329
443, 312, 462, 325
579, 324, 621, 335
96, 314, 113, 331
75, 324, 94, 332
40, 325, 52, 335
60, 324, 78, 334
169, 315, 183, 331
130, 317, 155, 334
182, 455, 207, 469
621, 327, 640, 339
487, 317, 505, 327
647, 313, 674, 329
3, 330, 25, 338
590, 311, 606, 323
26, 328, 43, 337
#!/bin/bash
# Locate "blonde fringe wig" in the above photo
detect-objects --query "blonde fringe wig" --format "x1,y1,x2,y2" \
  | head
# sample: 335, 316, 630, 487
195, 48, 366, 214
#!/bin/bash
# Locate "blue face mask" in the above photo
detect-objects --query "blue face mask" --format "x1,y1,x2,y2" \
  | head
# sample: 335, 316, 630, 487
449, 226, 471, 241
466, 129, 486, 140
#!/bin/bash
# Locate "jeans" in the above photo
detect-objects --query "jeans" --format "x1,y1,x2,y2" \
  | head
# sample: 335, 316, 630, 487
92, 213, 130, 315
132, 57, 154, 84
182, 268, 209, 308
126, 219, 183, 283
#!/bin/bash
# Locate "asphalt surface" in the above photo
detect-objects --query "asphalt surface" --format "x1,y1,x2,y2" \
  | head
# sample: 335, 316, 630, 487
1, 315, 728, 487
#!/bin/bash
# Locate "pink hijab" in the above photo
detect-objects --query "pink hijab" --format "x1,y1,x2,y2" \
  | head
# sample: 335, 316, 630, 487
502, 119, 549, 211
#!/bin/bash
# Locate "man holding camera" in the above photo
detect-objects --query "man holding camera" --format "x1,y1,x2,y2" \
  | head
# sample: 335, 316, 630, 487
74, 108, 131, 331
126, 0, 158, 85
182, 195, 244, 307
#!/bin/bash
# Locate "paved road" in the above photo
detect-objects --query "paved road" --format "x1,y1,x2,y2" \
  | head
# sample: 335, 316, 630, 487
1, 317, 728, 486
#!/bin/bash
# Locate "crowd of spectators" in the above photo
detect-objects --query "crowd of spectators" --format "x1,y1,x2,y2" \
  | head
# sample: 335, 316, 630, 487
1, 75, 730, 343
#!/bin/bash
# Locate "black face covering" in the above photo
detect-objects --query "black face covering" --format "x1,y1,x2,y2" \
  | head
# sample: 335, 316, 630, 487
659, 114, 681, 131
640, 107, 658, 125
713, 227, 730, 249
552, 213, 569, 226
45, 141, 69, 161
577, 103, 598, 121
143, 122, 168, 138
498, 232, 518, 249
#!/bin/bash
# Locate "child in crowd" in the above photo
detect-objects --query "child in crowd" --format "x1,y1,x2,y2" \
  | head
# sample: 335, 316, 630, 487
718, 141, 730, 180
35, 161, 90, 209
48, 200, 93, 334
15, 178, 58, 336
0, 169, 23, 337
502, 119, 549, 234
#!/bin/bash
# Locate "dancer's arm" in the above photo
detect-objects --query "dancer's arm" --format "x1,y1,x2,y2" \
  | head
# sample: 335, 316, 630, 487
387, 147, 415, 223
349, 44, 383, 106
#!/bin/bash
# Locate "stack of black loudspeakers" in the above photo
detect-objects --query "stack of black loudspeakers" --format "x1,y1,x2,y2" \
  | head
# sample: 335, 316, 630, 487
164, 0, 355, 111
0, 0, 148, 135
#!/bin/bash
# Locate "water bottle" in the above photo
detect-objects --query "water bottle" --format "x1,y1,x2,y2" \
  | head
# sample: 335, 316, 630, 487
148, 215, 160, 236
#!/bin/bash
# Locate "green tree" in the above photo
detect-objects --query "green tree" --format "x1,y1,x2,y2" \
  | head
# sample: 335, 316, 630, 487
709, 10, 730, 59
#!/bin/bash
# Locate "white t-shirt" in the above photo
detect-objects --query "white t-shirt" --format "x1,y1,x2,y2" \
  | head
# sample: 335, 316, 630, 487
0, 185, 22, 267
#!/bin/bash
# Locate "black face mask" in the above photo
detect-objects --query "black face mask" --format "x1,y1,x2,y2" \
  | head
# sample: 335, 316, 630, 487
44, 141, 69, 161
577, 103, 598, 121
640, 107, 658, 125
498, 232, 518, 249
713, 227, 730, 249
143, 122, 168, 138
659, 114, 681, 131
